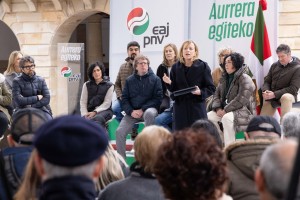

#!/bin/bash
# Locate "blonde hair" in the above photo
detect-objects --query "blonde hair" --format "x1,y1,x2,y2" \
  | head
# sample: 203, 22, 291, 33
162, 43, 179, 66
134, 125, 171, 173
97, 144, 127, 190
4, 51, 23, 75
217, 47, 234, 64
179, 40, 199, 64
14, 149, 40, 200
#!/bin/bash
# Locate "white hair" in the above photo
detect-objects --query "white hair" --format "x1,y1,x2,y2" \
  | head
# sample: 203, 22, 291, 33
42, 158, 100, 182
282, 111, 300, 138
259, 139, 298, 199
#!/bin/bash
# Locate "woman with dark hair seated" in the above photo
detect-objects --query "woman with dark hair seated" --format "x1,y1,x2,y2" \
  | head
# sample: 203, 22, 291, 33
208, 52, 256, 147
80, 61, 114, 128
154, 129, 232, 200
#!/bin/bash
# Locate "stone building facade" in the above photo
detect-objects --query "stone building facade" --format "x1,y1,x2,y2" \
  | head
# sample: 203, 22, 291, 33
0, 0, 299, 116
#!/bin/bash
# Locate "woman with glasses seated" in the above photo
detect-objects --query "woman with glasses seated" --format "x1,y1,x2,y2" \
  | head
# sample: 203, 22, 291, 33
12, 56, 52, 120
208, 52, 256, 147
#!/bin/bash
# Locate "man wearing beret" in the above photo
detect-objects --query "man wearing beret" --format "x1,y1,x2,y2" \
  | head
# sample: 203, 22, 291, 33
33, 115, 108, 199
225, 115, 281, 200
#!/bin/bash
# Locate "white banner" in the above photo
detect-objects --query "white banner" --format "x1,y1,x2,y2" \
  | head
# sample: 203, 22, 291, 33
110, 0, 277, 82
57, 43, 84, 113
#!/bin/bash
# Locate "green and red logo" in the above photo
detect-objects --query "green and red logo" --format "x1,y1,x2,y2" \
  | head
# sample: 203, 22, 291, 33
61, 66, 72, 77
127, 7, 149, 35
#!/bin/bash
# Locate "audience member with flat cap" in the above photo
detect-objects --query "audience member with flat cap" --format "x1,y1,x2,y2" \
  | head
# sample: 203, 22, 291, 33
225, 115, 281, 200
33, 115, 108, 200
0, 107, 48, 200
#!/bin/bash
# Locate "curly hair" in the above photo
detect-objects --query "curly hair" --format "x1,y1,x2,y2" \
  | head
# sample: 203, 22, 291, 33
87, 61, 106, 81
224, 52, 244, 72
154, 129, 228, 200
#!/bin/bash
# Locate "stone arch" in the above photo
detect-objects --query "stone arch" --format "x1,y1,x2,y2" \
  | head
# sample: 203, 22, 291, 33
0, 20, 21, 72
48, 10, 109, 115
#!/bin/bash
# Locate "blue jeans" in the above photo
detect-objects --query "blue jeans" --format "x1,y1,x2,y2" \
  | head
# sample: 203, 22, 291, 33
155, 110, 172, 132
112, 99, 123, 122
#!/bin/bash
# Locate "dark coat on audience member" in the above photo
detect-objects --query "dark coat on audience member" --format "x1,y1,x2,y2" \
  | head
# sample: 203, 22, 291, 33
121, 68, 163, 115
12, 72, 52, 116
211, 65, 256, 132
225, 139, 276, 200
98, 162, 165, 200
167, 59, 215, 130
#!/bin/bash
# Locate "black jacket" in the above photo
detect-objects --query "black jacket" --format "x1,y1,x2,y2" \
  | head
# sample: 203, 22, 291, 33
121, 68, 163, 115
12, 72, 52, 115
39, 176, 96, 200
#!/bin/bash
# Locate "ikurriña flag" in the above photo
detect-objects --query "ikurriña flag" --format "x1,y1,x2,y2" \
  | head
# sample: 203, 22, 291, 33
248, 0, 273, 90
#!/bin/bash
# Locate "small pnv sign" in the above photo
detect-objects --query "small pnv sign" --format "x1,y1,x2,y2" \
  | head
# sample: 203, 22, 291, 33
61, 66, 72, 77
127, 7, 150, 35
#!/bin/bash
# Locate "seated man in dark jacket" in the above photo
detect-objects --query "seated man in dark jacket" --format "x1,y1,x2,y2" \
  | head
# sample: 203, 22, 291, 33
116, 54, 163, 159
12, 56, 52, 120
0, 108, 48, 200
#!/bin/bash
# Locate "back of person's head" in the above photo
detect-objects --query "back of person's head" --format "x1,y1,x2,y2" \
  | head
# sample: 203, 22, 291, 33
9, 108, 48, 146
191, 119, 223, 148
245, 116, 281, 139
134, 125, 171, 173
127, 41, 140, 50
33, 115, 108, 181
87, 61, 106, 81
282, 111, 300, 138
98, 144, 127, 190
154, 129, 227, 200
256, 139, 298, 200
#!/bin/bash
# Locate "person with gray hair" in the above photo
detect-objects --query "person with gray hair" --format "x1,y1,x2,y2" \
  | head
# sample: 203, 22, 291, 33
255, 139, 298, 200
260, 44, 300, 122
282, 111, 300, 138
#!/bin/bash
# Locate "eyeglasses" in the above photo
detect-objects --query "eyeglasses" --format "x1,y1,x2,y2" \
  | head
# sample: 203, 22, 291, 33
22, 64, 35, 69
137, 62, 148, 65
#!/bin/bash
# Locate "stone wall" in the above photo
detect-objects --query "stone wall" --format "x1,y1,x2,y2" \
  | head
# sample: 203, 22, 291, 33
279, 0, 300, 57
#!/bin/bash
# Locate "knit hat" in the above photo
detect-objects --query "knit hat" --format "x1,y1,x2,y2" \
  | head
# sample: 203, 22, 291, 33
246, 116, 281, 136
11, 108, 49, 145
33, 115, 108, 167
